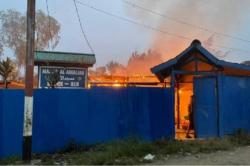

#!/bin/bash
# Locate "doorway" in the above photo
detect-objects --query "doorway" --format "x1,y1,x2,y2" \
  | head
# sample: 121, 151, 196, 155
175, 76, 194, 139
175, 75, 219, 139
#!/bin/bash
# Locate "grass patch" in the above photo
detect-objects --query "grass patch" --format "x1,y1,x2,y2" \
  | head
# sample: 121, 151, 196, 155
229, 129, 250, 146
1, 131, 250, 165
0, 156, 21, 165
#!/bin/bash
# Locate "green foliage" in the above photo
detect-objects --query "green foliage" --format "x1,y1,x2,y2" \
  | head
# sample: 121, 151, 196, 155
0, 57, 15, 88
45, 69, 60, 88
230, 129, 250, 146
0, 156, 21, 165
30, 137, 240, 165
1, 133, 250, 165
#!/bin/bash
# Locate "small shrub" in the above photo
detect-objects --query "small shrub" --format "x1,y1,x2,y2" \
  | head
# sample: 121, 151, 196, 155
0, 156, 21, 165
230, 129, 250, 146
60, 139, 92, 153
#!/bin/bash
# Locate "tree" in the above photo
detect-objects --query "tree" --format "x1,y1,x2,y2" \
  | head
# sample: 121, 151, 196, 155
0, 9, 60, 69
0, 57, 15, 88
45, 69, 60, 88
106, 61, 126, 75
96, 66, 107, 76
127, 49, 163, 75
0, 43, 3, 57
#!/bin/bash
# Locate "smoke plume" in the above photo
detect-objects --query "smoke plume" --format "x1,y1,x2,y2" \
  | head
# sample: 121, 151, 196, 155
123, 0, 250, 60
91, 49, 163, 76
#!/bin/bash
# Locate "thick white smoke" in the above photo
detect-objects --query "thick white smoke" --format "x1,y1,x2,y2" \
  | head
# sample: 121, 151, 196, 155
123, 0, 250, 60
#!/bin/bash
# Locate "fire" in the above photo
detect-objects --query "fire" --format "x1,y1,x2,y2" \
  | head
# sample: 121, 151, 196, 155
87, 83, 91, 89
88, 49, 166, 88
89, 74, 164, 88
175, 83, 193, 130
113, 83, 123, 88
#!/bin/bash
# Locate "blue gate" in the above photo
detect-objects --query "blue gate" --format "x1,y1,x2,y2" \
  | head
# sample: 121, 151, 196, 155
193, 77, 218, 138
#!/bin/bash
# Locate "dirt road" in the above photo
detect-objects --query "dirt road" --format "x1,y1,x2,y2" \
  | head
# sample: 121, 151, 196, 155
154, 146, 250, 165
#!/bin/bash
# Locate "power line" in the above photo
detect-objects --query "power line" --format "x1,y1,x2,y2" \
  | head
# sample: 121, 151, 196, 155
73, 0, 95, 54
45, 0, 53, 50
75, 0, 250, 54
122, 0, 250, 44
75, 0, 192, 40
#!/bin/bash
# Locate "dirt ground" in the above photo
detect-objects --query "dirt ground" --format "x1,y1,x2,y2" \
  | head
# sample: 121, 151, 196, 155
154, 146, 250, 165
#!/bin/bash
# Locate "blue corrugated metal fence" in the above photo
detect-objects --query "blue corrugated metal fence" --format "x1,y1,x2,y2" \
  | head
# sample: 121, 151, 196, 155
219, 76, 250, 135
0, 87, 174, 158
193, 75, 250, 138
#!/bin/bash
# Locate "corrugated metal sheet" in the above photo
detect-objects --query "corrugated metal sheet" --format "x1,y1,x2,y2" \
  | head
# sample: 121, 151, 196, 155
192, 75, 250, 138
0, 88, 174, 158
194, 77, 218, 138
35, 51, 96, 65
220, 76, 250, 135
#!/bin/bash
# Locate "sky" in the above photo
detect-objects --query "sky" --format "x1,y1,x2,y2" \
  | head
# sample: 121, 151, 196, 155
1, 0, 250, 68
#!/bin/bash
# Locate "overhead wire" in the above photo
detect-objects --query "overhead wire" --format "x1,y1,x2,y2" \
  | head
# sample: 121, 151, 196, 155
73, 0, 95, 54
75, 0, 250, 54
122, 0, 250, 44
45, 0, 53, 50
75, 0, 191, 41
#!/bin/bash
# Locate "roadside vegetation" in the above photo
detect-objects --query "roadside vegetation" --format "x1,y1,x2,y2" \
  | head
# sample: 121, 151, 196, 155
1, 130, 250, 165
0, 57, 15, 88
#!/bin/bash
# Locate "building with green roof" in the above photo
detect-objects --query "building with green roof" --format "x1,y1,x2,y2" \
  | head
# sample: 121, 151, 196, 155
35, 51, 96, 67
34, 51, 96, 88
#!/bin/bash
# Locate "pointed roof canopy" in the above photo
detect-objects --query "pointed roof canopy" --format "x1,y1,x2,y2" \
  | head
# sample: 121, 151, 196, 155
151, 39, 250, 81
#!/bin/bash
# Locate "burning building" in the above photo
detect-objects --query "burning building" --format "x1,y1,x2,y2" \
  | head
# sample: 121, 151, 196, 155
152, 39, 250, 139
89, 74, 164, 88
89, 49, 165, 88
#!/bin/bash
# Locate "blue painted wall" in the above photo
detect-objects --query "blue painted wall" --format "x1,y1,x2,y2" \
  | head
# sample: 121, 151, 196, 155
0, 87, 174, 158
220, 76, 250, 135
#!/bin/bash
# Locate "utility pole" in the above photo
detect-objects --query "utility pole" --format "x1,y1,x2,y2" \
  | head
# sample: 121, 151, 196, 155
23, 0, 35, 162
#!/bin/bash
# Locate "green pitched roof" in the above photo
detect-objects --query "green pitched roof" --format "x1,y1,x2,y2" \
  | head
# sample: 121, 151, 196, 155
35, 51, 96, 66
